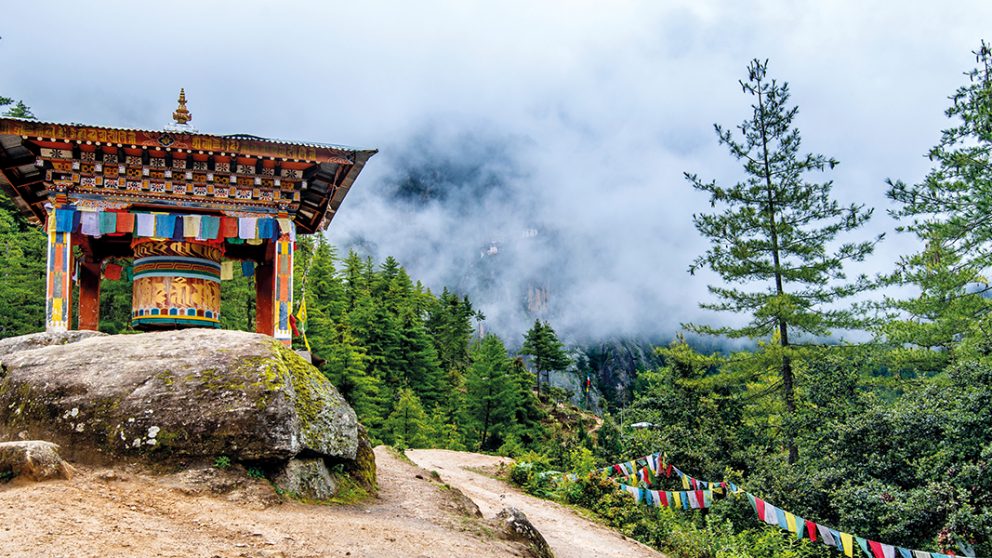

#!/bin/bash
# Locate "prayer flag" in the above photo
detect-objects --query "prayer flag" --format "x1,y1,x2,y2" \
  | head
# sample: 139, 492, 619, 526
220, 261, 234, 280
55, 208, 75, 233
763, 502, 778, 525
136, 213, 155, 237
818, 525, 835, 547
687, 491, 699, 509
841, 532, 854, 556
80, 210, 100, 237
155, 213, 175, 238
116, 211, 135, 233
786, 512, 797, 535
172, 216, 184, 240
99, 211, 117, 235
220, 216, 238, 238
103, 263, 123, 280
239, 217, 257, 239
296, 296, 310, 351
775, 507, 788, 530
198, 215, 220, 240
184, 215, 200, 238
242, 261, 255, 277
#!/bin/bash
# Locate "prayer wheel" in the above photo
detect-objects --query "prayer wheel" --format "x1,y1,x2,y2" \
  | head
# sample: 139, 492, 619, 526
131, 239, 223, 328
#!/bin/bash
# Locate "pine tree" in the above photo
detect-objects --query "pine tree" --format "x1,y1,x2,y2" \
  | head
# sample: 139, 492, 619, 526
885, 42, 992, 362
3, 100, 35, 119
507, 356, 545, 447
520, 320, 570, 398
426, 288, 478, 374
462, 334, 518, 450
684, 59, 881, 463
383, 387, 430, 449
0, 199, 46, 337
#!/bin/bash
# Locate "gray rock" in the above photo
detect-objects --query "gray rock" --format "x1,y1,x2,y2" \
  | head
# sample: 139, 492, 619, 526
273, 458, 337, 500
496, 507, 555, 558
0, 329, 358, 464
0, 440, 74, 481
0, 330, 106, 361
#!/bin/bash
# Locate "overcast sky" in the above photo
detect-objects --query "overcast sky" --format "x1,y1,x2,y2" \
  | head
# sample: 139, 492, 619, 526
4, 1, 991, 342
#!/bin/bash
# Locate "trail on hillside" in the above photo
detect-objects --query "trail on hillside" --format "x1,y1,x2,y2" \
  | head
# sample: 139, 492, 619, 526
407, 449, 665, 558
0, 447, 525, 558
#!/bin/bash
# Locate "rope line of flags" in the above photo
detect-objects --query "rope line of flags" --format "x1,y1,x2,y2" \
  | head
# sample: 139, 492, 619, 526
543, 451, 975, 558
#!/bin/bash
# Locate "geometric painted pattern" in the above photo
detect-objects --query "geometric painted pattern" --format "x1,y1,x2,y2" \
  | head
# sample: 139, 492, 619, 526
273, 236, 294, 344
45, 229, 73, 332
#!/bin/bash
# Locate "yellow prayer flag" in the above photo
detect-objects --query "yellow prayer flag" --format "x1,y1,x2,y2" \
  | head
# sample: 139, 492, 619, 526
841, 533, 853, 557
681, 475, 691, 490
785, 512, 797, 534
296, 296, 311, 352
296, 296, 308, 327
220, 261, 234, 280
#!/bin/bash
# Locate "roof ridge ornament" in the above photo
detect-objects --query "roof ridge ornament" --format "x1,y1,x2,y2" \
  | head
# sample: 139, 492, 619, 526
165, 88, 197, 133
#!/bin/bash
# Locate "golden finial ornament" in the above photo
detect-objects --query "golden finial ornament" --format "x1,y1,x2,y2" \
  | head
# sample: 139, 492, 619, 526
172, 88, 192, 125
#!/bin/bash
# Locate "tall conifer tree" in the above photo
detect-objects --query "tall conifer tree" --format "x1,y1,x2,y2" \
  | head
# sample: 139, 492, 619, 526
885, 42, 992, 362
685, 59, 881, 463
521, 320, 570, 398
463, 334, 517, 450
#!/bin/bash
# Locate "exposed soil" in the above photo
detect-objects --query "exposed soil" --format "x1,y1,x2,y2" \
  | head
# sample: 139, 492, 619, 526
0, 447, 528, 558
407, 449, 665, 558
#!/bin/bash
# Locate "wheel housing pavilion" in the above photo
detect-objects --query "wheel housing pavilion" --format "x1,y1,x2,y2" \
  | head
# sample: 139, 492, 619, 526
0, 97, 375, 344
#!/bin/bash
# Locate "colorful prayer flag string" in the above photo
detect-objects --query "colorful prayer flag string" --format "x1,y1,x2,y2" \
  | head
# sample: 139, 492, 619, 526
591, 450, 967, 558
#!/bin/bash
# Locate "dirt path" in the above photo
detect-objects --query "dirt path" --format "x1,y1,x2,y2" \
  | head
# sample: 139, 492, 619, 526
0, 447, 526, 558
407, 449, 665, 558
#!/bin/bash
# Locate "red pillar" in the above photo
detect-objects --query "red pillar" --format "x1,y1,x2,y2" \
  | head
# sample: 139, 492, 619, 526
255, 256, 274, 337
78, 260, 102, 331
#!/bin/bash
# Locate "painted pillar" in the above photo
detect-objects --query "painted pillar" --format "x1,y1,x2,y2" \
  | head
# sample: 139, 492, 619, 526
77, 259, 102, 331
45, 229, 74, 332
255, 257, 274, 337
131, 239, 223, 328
273, 235, 294, 345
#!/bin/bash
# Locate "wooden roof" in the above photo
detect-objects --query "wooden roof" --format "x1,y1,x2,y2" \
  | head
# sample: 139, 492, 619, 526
0, 117, 376, 234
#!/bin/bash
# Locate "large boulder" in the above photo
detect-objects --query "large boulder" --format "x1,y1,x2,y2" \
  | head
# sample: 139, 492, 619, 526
0, 330, 106, 360
0, 329, 359, 466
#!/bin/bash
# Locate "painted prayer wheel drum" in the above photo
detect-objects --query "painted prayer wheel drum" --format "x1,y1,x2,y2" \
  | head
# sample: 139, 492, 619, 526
131, 239, 223, 328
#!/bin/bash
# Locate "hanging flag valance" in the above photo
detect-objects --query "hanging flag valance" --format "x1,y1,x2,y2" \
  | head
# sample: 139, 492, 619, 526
49, 207, 296, 242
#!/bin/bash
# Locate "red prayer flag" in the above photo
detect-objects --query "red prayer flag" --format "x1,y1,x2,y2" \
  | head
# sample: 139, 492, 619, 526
869, 540, 884, 558
659, 491, 668, 507
115, 211, 135, 233
665, 464, 672, 478
694, 490, 704, 507
103, 263, 123, 280
220, 216, 238, 238
805, 520, 817, 542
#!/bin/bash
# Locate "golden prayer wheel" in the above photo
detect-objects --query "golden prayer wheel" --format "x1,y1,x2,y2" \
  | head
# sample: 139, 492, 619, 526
131, 239, 223, 329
